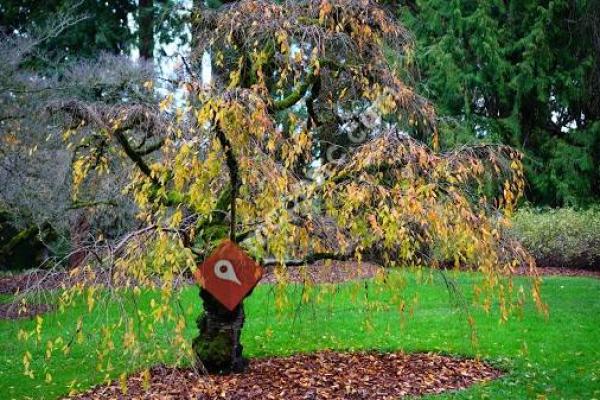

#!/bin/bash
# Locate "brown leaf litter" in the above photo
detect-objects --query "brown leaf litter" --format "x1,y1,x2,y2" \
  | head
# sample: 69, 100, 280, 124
0, 302, 54, 319
68, 350, 502, 400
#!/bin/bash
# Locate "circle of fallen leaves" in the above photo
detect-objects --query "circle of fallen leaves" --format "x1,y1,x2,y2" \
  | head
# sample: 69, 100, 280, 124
67, 350, 503, 400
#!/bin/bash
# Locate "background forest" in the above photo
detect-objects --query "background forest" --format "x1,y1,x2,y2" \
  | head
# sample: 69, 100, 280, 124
1, 0, 598, 273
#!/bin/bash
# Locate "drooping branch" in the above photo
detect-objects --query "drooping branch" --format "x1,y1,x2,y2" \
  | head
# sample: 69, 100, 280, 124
136, 138, 166, 155
112, 224, 158, 258
113, 130, 154, 178
68, 199, 118, 210
271, 69, 319, 112
0, 114, 26, 123
50, 101, 165, 181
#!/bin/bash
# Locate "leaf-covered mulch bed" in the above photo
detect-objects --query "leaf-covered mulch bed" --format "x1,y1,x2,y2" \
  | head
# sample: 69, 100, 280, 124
261, 261, 382, 284
0, 302, 53, 319
533, 267, 600, 278
513, 266, 600, 278
68, 351, 502, 400
0, 270, 68, 294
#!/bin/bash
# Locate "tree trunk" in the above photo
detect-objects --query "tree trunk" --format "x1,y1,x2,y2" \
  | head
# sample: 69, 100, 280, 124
139, 0, 154, 60
69, 212, 90, 268
192, 288, 247, 374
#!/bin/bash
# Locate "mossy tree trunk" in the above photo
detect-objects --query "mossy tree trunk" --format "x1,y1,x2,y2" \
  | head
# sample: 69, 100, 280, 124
138, 0, 154, 61
192, 289, 246, 374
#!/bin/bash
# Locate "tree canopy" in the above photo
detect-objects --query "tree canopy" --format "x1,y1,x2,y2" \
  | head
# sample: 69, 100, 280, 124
46, 0, 544, 371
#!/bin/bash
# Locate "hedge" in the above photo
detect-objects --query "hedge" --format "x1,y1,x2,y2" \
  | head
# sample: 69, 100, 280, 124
510, 208, 600, 270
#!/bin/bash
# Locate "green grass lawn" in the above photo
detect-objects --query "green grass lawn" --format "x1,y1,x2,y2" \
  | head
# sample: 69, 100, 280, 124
0, 271, 599, 399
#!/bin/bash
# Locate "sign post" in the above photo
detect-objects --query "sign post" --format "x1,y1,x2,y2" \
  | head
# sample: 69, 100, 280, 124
193, 240, 264, 311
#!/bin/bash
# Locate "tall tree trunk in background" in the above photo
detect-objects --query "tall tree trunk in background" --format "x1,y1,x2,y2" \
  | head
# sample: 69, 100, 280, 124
191, 0, 204, 50
585, 0, 600, 120
69, 212, 90, 268
139, 0, 154, 60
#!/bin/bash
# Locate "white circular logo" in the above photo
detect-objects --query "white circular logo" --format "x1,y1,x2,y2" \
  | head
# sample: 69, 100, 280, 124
214, 259, 242, 285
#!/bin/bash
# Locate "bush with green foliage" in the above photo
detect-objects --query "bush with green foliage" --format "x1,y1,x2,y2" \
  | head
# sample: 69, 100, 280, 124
510, 208, 600, 270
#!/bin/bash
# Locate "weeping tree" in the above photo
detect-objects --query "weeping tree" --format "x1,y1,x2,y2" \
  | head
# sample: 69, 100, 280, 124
51, 0, 543, 375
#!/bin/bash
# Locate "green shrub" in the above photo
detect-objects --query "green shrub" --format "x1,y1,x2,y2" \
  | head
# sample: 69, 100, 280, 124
510, 208, 600, 270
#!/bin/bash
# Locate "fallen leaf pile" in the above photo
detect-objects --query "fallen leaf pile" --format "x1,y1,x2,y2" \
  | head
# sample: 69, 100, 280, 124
0, 302, 53, 320
261, 261, 382, 284
69, 351, 502, 399
516, 266, 600, 278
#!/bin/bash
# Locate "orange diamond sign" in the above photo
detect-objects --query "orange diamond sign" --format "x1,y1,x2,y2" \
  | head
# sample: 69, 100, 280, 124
193, 240, 264, 311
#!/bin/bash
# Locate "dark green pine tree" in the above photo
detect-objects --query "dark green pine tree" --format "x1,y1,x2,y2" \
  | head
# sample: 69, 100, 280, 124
400, 0, 600, 206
